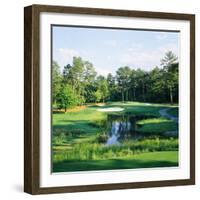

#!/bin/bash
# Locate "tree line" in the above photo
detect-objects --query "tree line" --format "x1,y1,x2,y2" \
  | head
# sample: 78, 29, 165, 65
53, 51, 178, 111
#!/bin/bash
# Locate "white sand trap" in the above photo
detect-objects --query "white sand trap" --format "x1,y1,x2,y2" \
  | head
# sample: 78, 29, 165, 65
145, 103, 152, 105
97, 107, 124, 112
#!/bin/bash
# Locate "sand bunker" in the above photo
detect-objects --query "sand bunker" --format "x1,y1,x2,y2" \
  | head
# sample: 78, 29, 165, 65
97, 107, 124, 112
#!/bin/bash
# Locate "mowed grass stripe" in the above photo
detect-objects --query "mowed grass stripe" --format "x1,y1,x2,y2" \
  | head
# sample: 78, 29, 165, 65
53, 151, 178, 172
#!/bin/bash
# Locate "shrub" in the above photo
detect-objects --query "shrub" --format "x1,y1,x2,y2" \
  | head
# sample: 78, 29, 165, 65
53, 137, 178, 163
96, 132, 109, 143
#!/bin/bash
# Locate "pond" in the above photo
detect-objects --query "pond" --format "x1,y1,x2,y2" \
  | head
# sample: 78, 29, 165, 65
106, 114, 153, 145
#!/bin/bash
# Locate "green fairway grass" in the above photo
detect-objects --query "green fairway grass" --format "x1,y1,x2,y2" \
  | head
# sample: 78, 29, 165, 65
53, 151, 178, 172
136, 117, 177, 133
52, 102, 179, 172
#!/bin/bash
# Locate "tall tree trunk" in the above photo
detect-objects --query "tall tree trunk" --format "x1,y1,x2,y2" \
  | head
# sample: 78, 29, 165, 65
126, 90, 129, 101
133, 88, 136, 101
122, 89, 124, 103
142, 82, 145, 102
169, 86, 173, 104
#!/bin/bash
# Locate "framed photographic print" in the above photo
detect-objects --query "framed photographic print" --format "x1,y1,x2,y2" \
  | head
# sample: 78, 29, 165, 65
24, 4, 195, 194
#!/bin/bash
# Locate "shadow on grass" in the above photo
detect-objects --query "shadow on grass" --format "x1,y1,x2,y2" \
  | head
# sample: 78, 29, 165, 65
53, 111, 65, 114
53, 120, 101, 134
53, 157, 178, 173
89, 104, 119, 109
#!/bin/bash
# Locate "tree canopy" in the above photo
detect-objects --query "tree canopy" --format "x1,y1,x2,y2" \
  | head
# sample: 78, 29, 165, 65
52, 51, 178, 111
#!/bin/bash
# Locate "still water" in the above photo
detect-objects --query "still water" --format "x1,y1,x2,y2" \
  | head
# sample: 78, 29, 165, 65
106, 114, 148, 145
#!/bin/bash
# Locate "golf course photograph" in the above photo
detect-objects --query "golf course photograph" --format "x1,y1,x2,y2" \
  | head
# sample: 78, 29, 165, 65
51, 26, 179, 173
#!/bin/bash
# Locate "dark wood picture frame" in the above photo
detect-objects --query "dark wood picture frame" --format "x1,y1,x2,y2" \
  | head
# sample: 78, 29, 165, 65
24, 4, 195, 195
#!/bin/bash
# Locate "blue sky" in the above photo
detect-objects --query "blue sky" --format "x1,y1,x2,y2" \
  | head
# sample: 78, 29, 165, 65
52, 26, 179, 76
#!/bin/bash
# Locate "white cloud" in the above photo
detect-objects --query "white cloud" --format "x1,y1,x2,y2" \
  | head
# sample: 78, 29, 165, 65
54, 43, 179, 74
128, 43, 143, 51
54, 48, 97, 70
56, 48, 79, 66
119, 43, 178, 71
104, 40, 117, 47
95, 66, 111, 76
158, 43, 178, 55
106, 55, 112, 61
54, 48, 111, 75
155, 32, 168, 40
55, 48, 97, 69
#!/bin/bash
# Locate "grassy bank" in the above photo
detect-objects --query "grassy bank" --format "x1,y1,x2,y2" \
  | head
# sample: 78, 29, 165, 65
53, 151, 178, 172
136, 117, 177, 133
53, 138, 178, 162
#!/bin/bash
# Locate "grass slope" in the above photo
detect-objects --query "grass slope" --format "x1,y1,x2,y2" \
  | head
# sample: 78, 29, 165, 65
136, 118, 177, 133
53, 151, 178, 172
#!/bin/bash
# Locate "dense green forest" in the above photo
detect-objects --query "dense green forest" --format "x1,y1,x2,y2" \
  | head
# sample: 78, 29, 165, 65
53, 51, 178, 111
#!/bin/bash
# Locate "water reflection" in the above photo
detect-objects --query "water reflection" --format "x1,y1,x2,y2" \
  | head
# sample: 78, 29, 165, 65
106, 114, 147, 145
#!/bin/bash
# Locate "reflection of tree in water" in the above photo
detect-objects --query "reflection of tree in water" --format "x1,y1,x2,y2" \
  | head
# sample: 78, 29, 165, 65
106, 114, 153, 145
107, 115, 135, 144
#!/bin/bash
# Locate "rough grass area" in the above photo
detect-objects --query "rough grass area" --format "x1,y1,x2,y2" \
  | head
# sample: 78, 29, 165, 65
53, 138, 178, 162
